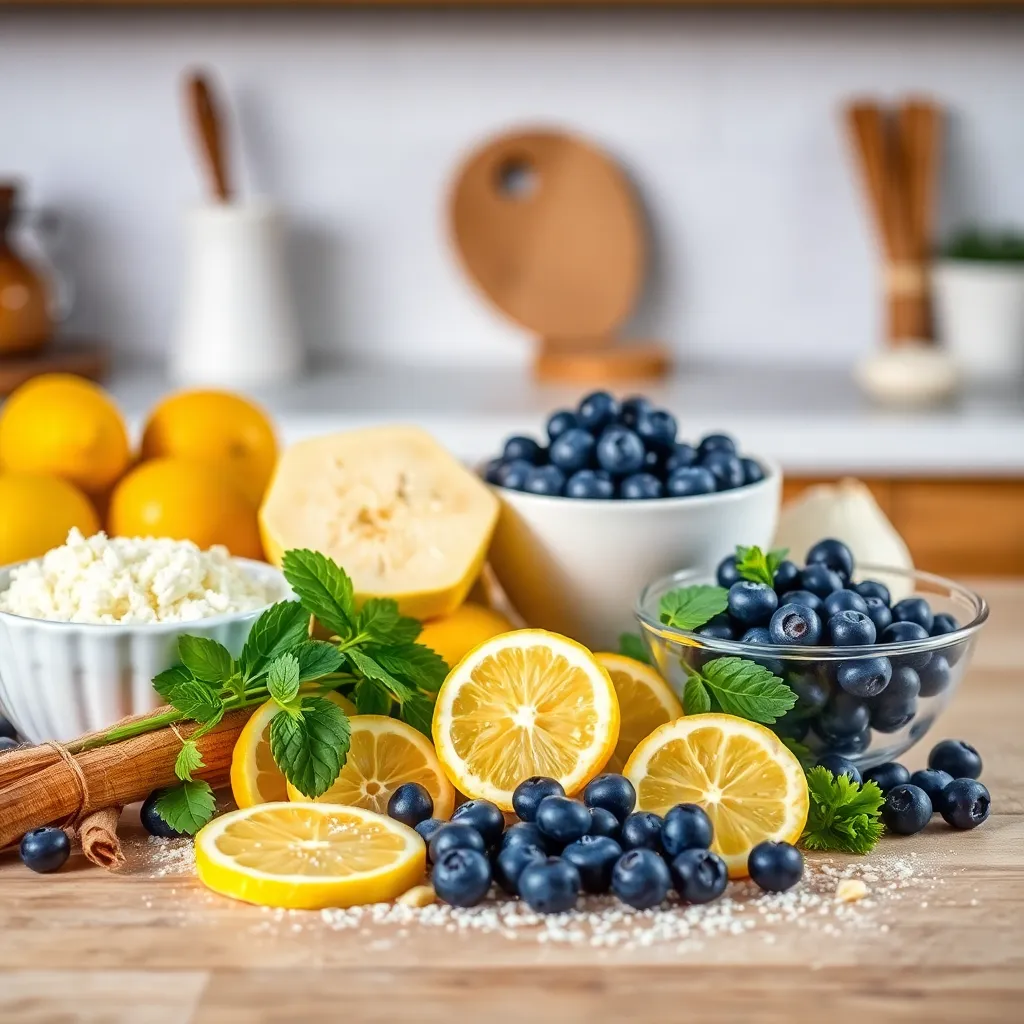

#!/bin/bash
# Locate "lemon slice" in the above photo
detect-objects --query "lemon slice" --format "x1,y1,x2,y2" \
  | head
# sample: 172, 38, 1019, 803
432, 629, 620, 811
231, 691, 356, 809
623, 713, 808, 878
195, 802, 425, 909
595, 652, 683, 775
287, 715, 455, 820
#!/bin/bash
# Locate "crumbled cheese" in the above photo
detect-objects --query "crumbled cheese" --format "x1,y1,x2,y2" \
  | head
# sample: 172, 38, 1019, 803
835, 878, 869, 903
0, 529, 273, 624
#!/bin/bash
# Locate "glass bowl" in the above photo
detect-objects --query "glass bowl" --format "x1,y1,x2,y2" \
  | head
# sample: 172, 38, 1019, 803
635, 564, 989, 770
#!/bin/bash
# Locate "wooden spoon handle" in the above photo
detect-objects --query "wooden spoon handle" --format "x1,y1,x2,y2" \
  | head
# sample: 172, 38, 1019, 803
186, 72, 231, 202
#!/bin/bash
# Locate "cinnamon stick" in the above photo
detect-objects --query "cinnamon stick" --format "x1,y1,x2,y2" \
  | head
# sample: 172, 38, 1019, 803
79, 807, 125, 870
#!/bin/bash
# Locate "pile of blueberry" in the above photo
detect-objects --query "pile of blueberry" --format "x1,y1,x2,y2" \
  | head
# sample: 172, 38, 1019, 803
484, 391, 764, 500
700, 538, 965, 761
386, 773, 804, 912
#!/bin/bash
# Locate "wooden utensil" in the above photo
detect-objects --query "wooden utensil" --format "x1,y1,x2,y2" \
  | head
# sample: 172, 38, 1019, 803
449, 128, 669, 382
185, 71, 232, 203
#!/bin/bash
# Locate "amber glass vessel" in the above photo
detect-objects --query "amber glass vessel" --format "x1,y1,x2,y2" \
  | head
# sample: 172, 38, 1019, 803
0, 184, 52, 355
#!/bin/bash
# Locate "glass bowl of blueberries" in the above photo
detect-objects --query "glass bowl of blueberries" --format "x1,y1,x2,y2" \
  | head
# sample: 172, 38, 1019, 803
635, 537, 988, 769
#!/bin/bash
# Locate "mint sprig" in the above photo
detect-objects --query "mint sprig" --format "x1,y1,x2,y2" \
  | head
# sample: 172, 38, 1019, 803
659, 585, 729, 631
269, 696, 351, 799
735, 545, 789, 588
155, 779, 217, 836
681, 656, 796, 724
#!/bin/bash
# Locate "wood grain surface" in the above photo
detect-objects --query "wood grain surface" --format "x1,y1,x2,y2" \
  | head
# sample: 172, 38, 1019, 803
0, 580, 1022, 1022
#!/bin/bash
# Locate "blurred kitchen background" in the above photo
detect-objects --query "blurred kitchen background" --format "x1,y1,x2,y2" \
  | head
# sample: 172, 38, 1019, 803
2, 4, 1024, 574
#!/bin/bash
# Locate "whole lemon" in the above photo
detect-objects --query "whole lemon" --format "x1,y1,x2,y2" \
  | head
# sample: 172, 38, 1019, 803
417, 603, 514, 669
141, 390, 278, 506
0, 474, 99, 565
0, 375, 130, 495
109, 457, 263, 560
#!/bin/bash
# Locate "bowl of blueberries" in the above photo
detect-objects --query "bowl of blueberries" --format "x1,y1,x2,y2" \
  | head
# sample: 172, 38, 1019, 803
482, 390, 781, 649
635, 537, 988, 769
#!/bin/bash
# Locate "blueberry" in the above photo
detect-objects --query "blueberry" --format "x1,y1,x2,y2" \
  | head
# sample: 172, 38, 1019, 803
769, 603, 821, 646
787, 672, 829, 715
451, 799, 506, 847
773, 560, 801, 594
562, 835, 623, 894
141, 789, 186, 838
854, 579, 892, 604
863, 596, 893, 634
428, 823, 487, 863
836, 656, 891, 698
432, 847, 492, 906
493, 842, 546, 895
535, 796, 592, 846
660, 804, 714, 858
385, 782, 434, 828
502, 436, 543, 464
596, 425, 646, 477
697, 433, 737, 458
870, 695, 918, 733
494, 458, 533, 490
826, 726, 872, 756
772, 707, 810, 742
882, 784, 933, 835
513, 777, 566, 822
886, 665, 922, 700
863, 761, 912, 793
620, 472, 663, 500
517, 857, 580, 913
697, 616, 734, 642
583, 774, 636, 822
909, 768, 953, 807
939, 778, 991, 830
741, 458, 765, 485
828, 610, 877, 647
728, 581, 778, 627
815, 754, 862, 783
634, 409, 677, 452
501, 821, 546, 850
784, 590, 824, 615
587, 806, 622, 841
611, 849, 671, 909
716, 554, 742, 588
891, 597, 934, 633
619, 811, 663, 851
918, 654, 951, 697
549, 428, 596, 474
930, 613, 959, 637
928, 739, 982, 780
19, 827, 71, 874
738, 628, 784, 677
484, 458, 504, 484
665, 443, 698, 474
546, 409, 578, 442
619, 395, 653, 428
882, 621, 932, 672
565, 469, 615, 499
700, 450, 745, 491
815, 693, 870, 738
523, 465, 566, 496
0, 715, 17, 740
747, 841, 804, 892
577, 391, 620, 433
799, 564, 844, 599
415, 818, 446, 850
666, 467, 717, 497
805, 538, 855, 582
823, 589, 869, 619
669, 848, 728, 904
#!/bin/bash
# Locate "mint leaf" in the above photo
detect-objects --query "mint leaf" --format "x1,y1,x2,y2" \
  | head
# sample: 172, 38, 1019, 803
700, 657, 796, 724
683, 675, 712, 715
165, 679, 225, 725
735, 545, 787, 588
618, 633, 651, 665
174, 739, 204, 782
401, 692, 435, 738
767, 547, 789, 578
178, 636, 233, 684
240, 600, 310, 679
267, 653, 301, 711
282, 549, 354, 639
659, 585, 729, 631
270, 696, 351, 799
358, 598, 422, 645
153, 665, 191, 701
293, 640, 345, 682
354, 678, 391, 716
346, 649, 414, 703
371, 643, 449, 693
154, 780, 216, 835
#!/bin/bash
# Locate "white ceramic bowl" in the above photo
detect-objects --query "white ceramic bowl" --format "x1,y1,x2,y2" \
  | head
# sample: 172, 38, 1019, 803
0, 559, 291, 744
487, 458, 782, 650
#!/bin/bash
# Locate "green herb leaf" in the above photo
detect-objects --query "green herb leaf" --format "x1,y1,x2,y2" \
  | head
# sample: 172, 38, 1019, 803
346, 649, 414, 703
154, 780, 216, 836
293, 640, 345, 682
267, 653, 301, 712
164, 679, 225, 725
270, 696, 352, 799
801, 766, 885, 854
371, 643, 449, 693
659, 585, 729, 631
153, 664, 192, 701
683, 674, 712, 715
401, 692, 435, 738
174, 739, 205, 782
618, 633, 652, 665
354, 677, 392, 716
178, 636, 233, 684
781, 737, 816, 771
282, 549, 354, 639
239, 600, 310, 679
699, 657, 796, 724
358, 598, 422, 645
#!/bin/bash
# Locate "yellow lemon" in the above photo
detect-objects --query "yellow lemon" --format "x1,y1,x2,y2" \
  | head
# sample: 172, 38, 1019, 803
195, 802, 425, 910
141, 389, 278, 506
417, 603, 514, 669
0, 474, 99, 565
431, 629, 619, 811
594, 652, 683, 775
287, 715, 455, 820
624, 713, 808, 878
231, 691, 356, 809
0, 374, 130, 495
109, 457, 263, 560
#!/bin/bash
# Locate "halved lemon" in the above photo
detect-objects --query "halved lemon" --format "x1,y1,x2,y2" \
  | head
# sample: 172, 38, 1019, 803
195, 802, 425, 910
231, 691, 356, 809
287, 715, 455, 820
623, 713, 808, 878
595, 652, 683, 775
432, 629, 620, 811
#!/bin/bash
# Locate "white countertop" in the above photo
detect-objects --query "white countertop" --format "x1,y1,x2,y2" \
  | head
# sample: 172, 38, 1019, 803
108, 365, 1024, 477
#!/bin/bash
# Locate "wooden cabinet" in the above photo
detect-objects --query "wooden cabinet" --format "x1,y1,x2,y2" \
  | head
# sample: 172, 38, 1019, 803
782, 478, 1024, 577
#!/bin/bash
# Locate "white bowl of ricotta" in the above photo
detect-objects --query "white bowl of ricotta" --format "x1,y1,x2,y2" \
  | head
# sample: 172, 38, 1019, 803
0, 530, 291, 743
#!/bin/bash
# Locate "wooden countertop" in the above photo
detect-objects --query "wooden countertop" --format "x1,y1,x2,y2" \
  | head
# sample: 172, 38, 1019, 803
1, 581, 1022, 1022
